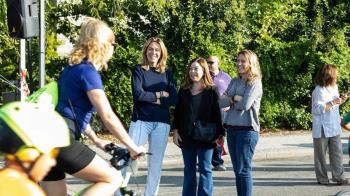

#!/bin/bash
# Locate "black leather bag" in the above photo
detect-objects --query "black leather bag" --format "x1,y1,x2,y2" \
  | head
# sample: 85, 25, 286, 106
190, 120, 217, 143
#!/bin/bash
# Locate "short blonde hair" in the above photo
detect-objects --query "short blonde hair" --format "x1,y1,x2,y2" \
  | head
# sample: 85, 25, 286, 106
237, 49, 262, 84
141, 37, 168, 73
69, 17, 115, 70
182, 57, 214, 89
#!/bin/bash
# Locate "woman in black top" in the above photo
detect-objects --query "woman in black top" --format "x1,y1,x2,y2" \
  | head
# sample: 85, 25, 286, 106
173, 58, 224, 196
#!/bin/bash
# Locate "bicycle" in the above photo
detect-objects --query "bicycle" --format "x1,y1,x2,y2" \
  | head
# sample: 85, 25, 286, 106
104, 143, 152, 196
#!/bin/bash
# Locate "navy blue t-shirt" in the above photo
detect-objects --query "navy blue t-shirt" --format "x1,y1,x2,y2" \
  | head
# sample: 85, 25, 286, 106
131, 64, 178, 124
56, 60, 103, 133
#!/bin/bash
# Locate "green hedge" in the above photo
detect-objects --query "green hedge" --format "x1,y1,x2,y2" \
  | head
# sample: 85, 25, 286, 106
1, 0, 350, 131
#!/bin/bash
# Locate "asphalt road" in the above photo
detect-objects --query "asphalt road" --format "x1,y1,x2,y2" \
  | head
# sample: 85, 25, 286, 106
67, 155, 350, 196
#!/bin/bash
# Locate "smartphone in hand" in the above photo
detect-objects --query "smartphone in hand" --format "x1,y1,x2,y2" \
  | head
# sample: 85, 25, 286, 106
340, 92, 349, 103
341, 92, 349, 98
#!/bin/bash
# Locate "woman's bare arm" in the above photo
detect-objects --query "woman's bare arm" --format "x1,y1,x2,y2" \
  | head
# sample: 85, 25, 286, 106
87, 89, 144, 158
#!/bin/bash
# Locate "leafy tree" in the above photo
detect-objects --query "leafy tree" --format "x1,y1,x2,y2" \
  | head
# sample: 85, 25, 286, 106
1, 0, 350, 131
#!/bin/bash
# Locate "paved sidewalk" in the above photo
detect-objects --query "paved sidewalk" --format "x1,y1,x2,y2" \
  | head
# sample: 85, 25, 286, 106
91, 131, 350, 166
254, 133, 314, 160
74, 131, 350, 195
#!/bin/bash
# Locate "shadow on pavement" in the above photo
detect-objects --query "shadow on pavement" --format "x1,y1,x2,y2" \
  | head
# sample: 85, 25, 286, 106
284, 143, 313, 148
253, 164, 314, 172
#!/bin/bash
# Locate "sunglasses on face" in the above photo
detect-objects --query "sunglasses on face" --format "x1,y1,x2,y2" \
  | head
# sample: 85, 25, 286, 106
207, 61, 216, 65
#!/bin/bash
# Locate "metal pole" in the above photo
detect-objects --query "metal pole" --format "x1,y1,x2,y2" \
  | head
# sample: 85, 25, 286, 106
20, 39, 26, 102
27, 39, 33, 92
39, 0, 45, 87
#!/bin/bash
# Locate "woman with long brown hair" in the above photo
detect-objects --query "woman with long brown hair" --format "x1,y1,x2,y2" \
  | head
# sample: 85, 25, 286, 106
173, 57, 224, 196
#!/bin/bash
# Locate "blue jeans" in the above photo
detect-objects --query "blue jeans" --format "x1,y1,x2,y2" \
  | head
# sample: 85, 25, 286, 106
181, 147, 213, 196
226, 129, 259, 196
128, 120, 170, 196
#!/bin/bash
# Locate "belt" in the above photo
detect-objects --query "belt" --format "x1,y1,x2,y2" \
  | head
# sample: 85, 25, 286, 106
224, 124, 253, 131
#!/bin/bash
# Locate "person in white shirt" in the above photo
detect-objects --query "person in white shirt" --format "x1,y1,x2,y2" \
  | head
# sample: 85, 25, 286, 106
312, 64, 349, 185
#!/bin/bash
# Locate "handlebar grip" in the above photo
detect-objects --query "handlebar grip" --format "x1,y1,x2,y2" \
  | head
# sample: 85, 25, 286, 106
105, 143, 152, 170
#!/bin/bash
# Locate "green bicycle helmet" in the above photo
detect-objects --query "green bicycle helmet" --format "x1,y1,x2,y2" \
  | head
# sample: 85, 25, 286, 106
0, 102, 70, 160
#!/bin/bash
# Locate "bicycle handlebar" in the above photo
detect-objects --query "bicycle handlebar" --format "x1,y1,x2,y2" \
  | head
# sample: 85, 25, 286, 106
104, 143, 131, 170
104, 143, 152, 170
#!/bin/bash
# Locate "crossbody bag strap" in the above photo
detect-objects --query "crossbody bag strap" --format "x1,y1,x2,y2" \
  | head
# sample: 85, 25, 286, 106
67, 98, 84, 141
63, 65, 84, 142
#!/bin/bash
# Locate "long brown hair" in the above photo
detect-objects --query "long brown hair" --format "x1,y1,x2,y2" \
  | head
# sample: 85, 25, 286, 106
181, 58, 214, 89
141, 37, 168, 73
237, 49, 262, 84
314, 64, 338, 87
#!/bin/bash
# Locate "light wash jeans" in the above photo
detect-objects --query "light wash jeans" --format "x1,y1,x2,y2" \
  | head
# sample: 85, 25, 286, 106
128, 120, 170, 196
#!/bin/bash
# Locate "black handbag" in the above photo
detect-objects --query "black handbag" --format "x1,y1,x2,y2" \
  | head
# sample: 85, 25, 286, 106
190, 120, 217, 143
189, 97, 217, 143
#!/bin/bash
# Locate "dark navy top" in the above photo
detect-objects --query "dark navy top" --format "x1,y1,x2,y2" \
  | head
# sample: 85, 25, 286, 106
56, 60, 103, 133
131, 64, 178, 124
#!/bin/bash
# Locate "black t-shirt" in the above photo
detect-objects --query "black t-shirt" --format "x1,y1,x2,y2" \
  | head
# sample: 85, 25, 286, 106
191, 92, 203, 120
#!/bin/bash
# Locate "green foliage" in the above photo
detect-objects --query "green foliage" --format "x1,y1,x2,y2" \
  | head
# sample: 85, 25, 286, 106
0, 0, 19, 102
260, 100, 312, 130
1, 0, 350, 131
102, 46, 140, 124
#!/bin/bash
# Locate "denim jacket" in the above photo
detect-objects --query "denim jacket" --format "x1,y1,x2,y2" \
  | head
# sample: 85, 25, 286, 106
311, 85, 342, 138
